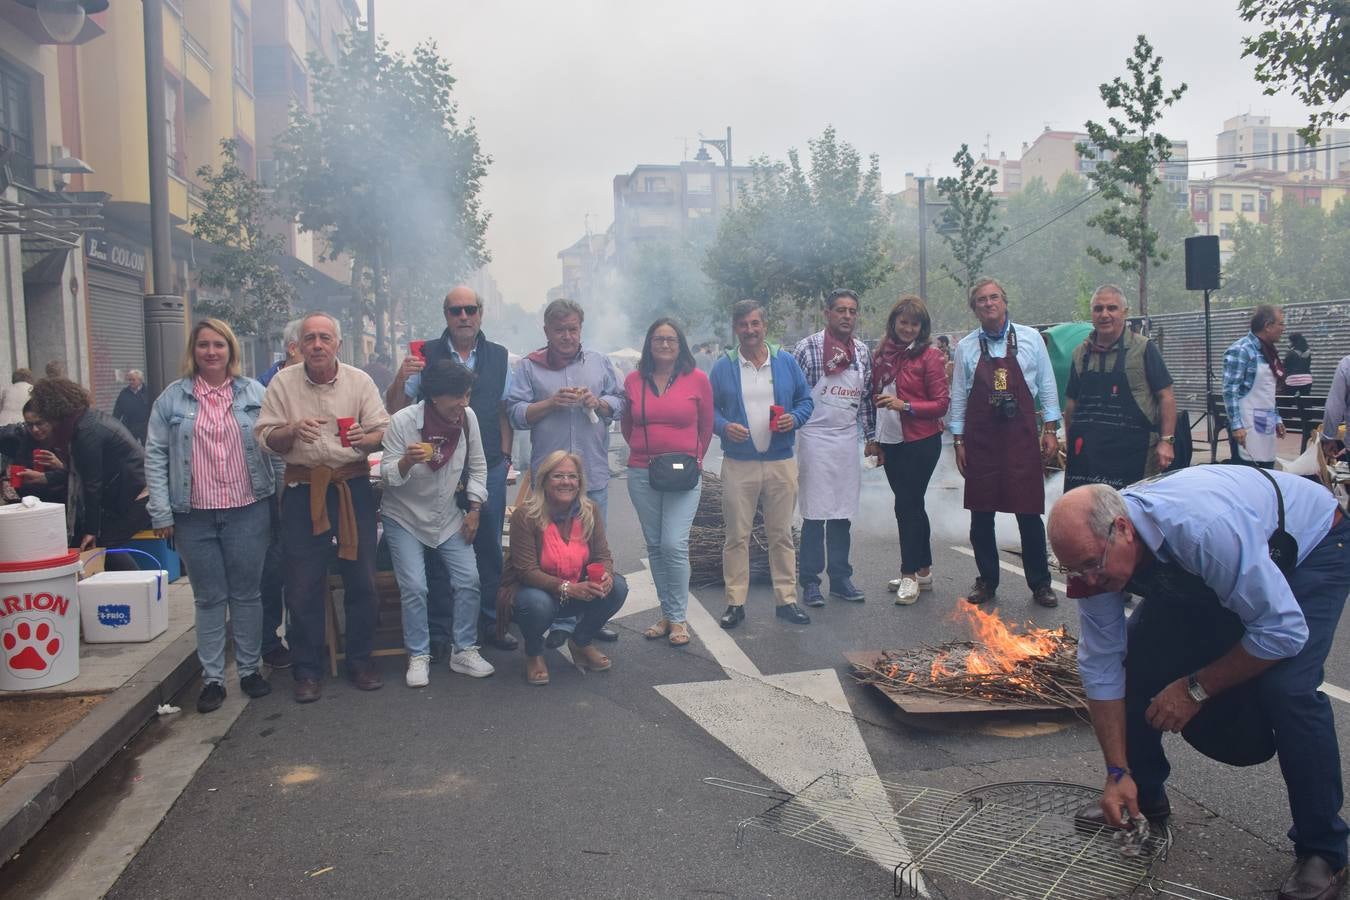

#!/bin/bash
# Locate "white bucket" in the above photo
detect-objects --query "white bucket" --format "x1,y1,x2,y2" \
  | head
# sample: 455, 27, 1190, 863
0, 550, 81, 691
0, 499, 68, 565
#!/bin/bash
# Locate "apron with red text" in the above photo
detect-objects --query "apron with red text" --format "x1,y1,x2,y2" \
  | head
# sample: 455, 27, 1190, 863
797, 359, 864, 520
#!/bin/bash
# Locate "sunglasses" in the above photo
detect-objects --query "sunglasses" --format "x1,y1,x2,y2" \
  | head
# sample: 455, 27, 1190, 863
444, 305, 480, 317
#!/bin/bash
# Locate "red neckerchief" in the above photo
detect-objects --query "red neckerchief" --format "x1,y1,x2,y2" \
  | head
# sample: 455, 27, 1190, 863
526, 345, 582, 371
1257, 337, 1285, 383
420, 401, 463, 472
823, 331, 855, 377
870, 338, 908, 394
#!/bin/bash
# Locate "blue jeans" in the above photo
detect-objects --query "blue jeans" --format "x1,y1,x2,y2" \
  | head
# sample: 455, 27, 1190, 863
384, 517, 481, 656
174, 500, 271, 683
258, 501, 286, 654
427, 458, 509, 643
514, 573, 628, 656
627, 468, 700, 623
1125, 516, 1350, 867
798, 518, 853, 587
548, 486, 609, 637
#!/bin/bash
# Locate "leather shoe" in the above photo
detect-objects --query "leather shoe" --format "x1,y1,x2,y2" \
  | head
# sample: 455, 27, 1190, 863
830, 576, 866, 603
347, 663, 384, 691
293, 677, 322, 704
801, 584, 826, 608
963, 579, 997, 605
594, 625, 619, 642
719, 605, 745, 629
262, 645, 292, 669
1073, 790, 1171, 828
775, 602, 811, 625
544, 629, 569, 650
1279, 854, 1348, 900
1032, 585, 1059, 608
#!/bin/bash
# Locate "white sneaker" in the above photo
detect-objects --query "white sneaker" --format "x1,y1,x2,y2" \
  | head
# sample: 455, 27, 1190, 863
406, 654, 430, 688
894, 577, 921, 605
450, 647, 495, 679
887, 575, 904, 591
916, 572, 933, 592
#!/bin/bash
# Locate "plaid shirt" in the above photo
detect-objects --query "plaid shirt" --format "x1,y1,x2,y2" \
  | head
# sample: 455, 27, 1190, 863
792, 331, 876, 440
1222, 331, 1281, 431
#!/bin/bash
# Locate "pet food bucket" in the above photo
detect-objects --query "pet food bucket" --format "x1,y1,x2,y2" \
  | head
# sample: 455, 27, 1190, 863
0, 550, 81, 691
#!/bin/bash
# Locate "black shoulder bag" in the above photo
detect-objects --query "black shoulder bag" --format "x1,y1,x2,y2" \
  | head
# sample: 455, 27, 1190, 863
1255, 467, 1299, 577
642, 377, 701, 492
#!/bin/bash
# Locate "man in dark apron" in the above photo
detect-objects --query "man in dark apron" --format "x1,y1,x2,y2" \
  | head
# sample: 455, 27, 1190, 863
950, 278, 1061, 608
1064, 285, 1177, 492
1050, 468, 1350, 900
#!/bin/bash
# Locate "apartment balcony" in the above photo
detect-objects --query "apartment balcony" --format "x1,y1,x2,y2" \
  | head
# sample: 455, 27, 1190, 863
184, 31, 213, 100
623, 190, 676, 207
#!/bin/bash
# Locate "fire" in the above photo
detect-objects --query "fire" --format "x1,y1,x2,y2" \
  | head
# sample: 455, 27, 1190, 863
930, 652, 953, 680
954, 604, 1063, 676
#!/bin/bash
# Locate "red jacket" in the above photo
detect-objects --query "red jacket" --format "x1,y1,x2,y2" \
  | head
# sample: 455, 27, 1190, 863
877, 346, 949, 442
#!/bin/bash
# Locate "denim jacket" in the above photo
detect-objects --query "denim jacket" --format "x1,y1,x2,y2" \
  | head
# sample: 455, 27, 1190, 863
145, 375, 275, 527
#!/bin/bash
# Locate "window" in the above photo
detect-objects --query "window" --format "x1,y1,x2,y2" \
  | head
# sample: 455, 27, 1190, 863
1193, 193, 1208, 211
0, 60, 34, 185
1240, 194, 1254, 212
686, 172, 712, 194
643, 176, 667, 193
165, 81, 181, 176
1259, 194, 1268, 213
1219, 193, 1233, 211
232, 12, 250, 86
1305, 195, 1320, 207
1219, 224, 1232, 239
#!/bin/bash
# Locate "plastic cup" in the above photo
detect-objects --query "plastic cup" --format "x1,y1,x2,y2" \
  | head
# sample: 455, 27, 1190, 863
409, 340, 427, 360
30, 457, 47, 472
336, 417, 356, 447
769, 404, 785, 431
8, 465, 23, 490
418, 441, 435, 458
586, 563, 607, 584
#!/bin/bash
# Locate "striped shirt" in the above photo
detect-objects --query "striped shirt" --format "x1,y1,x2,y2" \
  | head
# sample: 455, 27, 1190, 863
190, 377, 255, 510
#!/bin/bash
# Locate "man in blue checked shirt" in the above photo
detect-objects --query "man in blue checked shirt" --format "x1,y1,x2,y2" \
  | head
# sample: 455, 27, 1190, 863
1048, 466, 1350, 900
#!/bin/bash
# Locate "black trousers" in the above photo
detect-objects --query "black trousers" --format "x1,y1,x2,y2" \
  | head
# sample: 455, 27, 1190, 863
969, 510, 1050, 591
880, 434, 942, 574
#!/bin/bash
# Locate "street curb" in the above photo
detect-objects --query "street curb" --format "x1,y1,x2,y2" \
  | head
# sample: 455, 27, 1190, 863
0, 630, 200, 865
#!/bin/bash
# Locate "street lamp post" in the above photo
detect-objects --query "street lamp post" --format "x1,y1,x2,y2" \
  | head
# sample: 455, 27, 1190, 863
699, 127, 734, 212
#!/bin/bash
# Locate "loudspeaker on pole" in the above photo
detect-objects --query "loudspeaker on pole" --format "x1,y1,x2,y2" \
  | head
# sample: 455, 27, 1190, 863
1184, 235, 1220, 291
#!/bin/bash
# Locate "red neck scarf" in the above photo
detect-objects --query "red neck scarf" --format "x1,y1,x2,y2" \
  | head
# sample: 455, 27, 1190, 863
420, 401, 463, 472
1257, 336, 1285, 384
526, 345, 582, 371
871, 338, 908, 394
823, 331, 855, 377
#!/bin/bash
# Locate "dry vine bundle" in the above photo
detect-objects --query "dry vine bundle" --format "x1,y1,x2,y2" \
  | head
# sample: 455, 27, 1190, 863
688, 471, 798, 587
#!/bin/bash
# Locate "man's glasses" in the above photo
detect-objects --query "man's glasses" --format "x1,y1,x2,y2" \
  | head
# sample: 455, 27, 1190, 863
444, 305, 479, 317
1054, 523, 1115, 580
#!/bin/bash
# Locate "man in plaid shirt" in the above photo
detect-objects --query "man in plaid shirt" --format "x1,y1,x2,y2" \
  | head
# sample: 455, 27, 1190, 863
1222, 305, 1286, 467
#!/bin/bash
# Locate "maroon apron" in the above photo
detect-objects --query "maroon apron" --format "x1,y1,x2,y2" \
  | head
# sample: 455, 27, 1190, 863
963, 327, 1045, 515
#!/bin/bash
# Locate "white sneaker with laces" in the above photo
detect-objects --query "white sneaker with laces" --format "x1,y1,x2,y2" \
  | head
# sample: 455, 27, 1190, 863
450, 647, 496, 679
406, 654, 430, 688
887, 575, 904, 591
916, 572, 933, 591
894, 577, 921, 605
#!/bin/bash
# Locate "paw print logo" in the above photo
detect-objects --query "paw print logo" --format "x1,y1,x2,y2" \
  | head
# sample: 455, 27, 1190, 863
2, 617, 64, 678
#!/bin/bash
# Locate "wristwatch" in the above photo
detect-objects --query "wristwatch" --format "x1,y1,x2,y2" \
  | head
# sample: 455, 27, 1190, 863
1186, 672, 1208, 704
1160, 435, 1176, 444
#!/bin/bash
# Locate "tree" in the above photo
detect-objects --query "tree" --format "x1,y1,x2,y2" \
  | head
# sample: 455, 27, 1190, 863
702, 126, 892, 316
935, 144, 1008, 294
626, 219, 720, 338
276, 32, 490, 355
1223, 196, 1350, 304
190, 139, 298, 338
1239, 0, 1350, 142
1079, 34, 1188, 317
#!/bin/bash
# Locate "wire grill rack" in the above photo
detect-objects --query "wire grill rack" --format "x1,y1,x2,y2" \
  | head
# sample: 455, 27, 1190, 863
707, 773, 1234, 900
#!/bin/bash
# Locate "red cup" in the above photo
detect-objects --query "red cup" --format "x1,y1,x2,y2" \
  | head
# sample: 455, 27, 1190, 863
336, 416, 356, 447
409, 340, 427, 360
30, 457, 46, 472
586, 562, 606, 584
8, 465, 23, 491
769, 404, 785, 431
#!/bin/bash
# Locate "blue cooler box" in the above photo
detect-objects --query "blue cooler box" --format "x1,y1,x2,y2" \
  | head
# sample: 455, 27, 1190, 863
124, 533, 182, 582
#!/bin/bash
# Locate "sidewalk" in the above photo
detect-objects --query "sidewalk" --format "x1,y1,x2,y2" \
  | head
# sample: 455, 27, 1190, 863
0, 579, 199, 865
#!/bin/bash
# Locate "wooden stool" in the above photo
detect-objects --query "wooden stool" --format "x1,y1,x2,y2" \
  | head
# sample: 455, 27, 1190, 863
323, 571, 408, 677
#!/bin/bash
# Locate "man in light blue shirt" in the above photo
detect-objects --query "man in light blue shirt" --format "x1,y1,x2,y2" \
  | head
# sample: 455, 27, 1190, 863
1048, 467, 1349, 900
949, 277, 1061, 608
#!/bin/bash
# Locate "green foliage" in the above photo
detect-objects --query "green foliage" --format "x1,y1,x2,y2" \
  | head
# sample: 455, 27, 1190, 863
1239, 0, 1350, 142
935, 144, 1008, 293
702, 126, 892, 315
1223, 197, 1350, 304
1079, 34, 1188, 315
190, 139, 298, 338
275, 31, 491, 354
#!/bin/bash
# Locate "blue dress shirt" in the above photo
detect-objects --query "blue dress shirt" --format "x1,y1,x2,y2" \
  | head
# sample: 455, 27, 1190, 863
948, 319, 1061, 435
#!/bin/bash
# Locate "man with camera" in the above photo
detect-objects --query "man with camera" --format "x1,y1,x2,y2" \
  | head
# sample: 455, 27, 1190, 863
949, 277, 1061, 608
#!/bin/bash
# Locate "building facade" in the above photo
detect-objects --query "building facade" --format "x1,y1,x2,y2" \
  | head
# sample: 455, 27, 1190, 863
1216, 113, 1350, 181
611, 159, 754, 263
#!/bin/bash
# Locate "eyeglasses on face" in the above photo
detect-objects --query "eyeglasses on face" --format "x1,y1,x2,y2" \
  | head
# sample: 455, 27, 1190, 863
650, 336, 679, 346
24, 420, 48, 431
1054, 523, 1116, 580
444, 305, 480, 317
547, 472, 580, 482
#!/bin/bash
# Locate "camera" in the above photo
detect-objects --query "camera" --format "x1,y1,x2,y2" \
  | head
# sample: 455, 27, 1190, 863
989, 394, 1020, 419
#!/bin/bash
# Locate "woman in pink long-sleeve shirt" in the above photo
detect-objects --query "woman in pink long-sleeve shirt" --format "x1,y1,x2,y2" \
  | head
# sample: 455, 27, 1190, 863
621, 318, 713, 646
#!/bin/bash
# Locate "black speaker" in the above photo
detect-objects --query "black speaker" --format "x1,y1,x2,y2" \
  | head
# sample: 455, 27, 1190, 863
1184, 235, 1220, 291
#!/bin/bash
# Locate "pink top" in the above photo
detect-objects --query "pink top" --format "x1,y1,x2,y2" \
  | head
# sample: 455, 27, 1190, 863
539, 518, 589, 582
620, 368, 714, 469
190, 377, 255, 510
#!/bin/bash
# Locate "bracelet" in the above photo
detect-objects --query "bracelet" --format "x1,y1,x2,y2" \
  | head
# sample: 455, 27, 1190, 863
952, 436, 964, 446
560, 580, 570, 601
1107, 766, 1129, 783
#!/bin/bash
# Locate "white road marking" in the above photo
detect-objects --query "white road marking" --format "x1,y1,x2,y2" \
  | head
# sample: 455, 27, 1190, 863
949, 545, 1067, 594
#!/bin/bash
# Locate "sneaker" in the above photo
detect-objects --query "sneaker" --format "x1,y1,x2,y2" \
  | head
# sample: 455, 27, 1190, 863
405, 654, 430, 688
894, 577, 920, 605
240, 672, 272, 698
829, 576, 866, 603
801, 583, 826, 608
450, 647, 496, 679
197, 681, 226, 713
916, 572, 933, 592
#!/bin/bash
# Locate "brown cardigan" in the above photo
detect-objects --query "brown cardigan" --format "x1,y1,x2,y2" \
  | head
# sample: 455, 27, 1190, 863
496, 502, 613, 636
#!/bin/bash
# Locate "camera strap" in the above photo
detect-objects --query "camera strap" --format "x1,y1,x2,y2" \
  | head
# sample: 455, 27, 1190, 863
1254, 467, 1299, 576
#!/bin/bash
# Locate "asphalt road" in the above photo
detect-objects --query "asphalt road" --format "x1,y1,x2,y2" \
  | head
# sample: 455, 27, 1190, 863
12, 446, 1350, 899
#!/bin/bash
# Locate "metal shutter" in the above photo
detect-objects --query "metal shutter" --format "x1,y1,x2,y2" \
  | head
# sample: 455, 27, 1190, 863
87, 267, 147, 413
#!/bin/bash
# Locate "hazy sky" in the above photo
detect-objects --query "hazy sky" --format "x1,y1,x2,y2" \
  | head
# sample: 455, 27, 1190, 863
378, 0, 1314, 310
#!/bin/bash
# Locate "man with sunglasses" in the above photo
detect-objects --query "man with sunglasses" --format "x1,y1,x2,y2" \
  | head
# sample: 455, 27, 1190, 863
389, 286, 519, 655
1048, 468, 1350, 900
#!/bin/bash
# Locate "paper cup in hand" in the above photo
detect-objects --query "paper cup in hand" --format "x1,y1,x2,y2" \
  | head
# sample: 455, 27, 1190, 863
337, 417, 356, 447
586, 563, 606, 584
769, 404, 785, 431
409, 340, 427, 360
585, 407, 600, 424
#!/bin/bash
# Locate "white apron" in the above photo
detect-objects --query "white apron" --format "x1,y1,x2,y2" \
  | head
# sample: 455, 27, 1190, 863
797, 362, 864, 520
1238, 358, 1279, 464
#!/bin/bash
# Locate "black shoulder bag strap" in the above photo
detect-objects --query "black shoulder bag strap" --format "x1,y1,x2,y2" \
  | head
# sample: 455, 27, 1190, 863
1254, 467, 1299, 576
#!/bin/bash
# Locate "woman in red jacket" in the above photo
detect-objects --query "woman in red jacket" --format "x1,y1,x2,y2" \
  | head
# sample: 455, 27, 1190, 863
871, 295, 950, 605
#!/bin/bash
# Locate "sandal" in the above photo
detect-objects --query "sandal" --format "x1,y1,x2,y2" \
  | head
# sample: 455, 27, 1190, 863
668, 622, 690, 647
643, 618, 670, 640
524, 656, 549, 686
567, 639, 612, 672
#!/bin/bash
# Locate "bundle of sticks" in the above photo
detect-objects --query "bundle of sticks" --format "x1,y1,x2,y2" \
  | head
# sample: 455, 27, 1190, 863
688, 470, 799, 587
851, 635, 1087, 710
